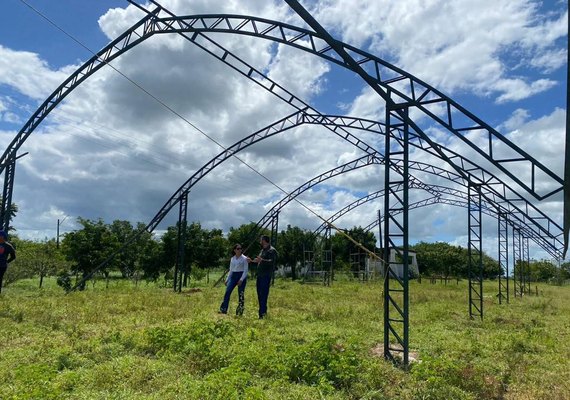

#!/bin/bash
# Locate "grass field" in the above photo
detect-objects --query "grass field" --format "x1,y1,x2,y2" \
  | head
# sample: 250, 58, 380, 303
0, 275, 569, 399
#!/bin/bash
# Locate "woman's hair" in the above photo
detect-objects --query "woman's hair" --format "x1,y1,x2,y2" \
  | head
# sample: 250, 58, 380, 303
232, 243, 242, 255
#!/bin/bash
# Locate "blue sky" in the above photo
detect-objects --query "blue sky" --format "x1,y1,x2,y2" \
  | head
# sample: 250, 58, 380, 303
0, 0, 567, 261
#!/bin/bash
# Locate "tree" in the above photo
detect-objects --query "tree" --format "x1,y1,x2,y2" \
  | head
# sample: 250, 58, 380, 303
0, 199, 18, 233
3, 237, 69, 288
561, 262, 570, 281
108, 220, 156, 280
278, 225, 316, 280
410, 241, 499, 278
525, 259, 558, 282
331, 226, 376, 271
61, 218, 116, 290
227, 222, 270, 257
161, 222, 228, 285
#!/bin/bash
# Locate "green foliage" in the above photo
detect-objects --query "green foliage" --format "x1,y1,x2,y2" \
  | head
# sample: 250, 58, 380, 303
161, 222, 228, 275
0, 196, 18, 233
331, 226, 376, 270
56, 271, 72, 292
2, 254, 570, 399
277, 224, 316, 279
286, 335, 359, 388
411, 241, 500, 278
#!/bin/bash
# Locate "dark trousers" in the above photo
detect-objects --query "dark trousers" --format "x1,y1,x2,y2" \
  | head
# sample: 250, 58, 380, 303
256, 274, 272, 318
220, 272, 247, 315
0, 266, 6, 293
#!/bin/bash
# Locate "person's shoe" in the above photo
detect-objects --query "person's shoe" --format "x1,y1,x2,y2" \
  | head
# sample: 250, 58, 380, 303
258, 313, 266, 319
218, 310, 227, 314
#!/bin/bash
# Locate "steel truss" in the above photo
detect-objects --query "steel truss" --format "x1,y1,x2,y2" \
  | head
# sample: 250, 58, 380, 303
513, 228, 524, 297
270, 212, 279, 248
0, 153, 16, 233
522, 236, 531, 295
468, 184, 483, 319
321, 226, 333, 286
498, 213, 509, 304
383, 104, 410, 364
174, 192, 188, 292
525, 237, 532, 294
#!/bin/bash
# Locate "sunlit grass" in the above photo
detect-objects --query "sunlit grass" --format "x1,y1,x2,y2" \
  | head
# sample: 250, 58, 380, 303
0, 275, 569, 399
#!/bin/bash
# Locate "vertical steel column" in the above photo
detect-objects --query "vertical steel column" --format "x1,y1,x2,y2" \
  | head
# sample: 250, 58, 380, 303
377, 209, 383, 255
468, 183, 483, 319
512, 227, 523, 297
322, 225, 332, 285
303, 244, 314, 276
270, 212, 279, 285
0, 152, 17, 233
383, 105, 409, 365
498, 212, 509, 304
523, 236, 531, 295
270, 212, 279, 247
174, 192, 188, 292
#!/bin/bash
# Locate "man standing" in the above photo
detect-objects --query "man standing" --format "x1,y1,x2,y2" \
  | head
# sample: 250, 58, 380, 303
254, 235, 277, 319
0, 230, 16, 293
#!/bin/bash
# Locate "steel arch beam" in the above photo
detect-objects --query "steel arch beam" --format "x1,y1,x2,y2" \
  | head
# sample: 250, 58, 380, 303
314, 184, 494, 236
314, 183, 558, 259
250, 156, 472, 234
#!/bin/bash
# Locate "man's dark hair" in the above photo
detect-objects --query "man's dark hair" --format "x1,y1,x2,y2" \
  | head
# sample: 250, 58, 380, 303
260, 235, 270, 243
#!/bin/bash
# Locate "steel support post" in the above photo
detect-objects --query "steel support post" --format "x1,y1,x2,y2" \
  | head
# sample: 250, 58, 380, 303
512, 227, 523, 297
322, 226, 332, 285
270, 212, 279, 285
0, 152, 16, 233
498, 212, 509, 304
174, 192, 188, 292
270, 212, 279, 248
523, 236, 531, 295
383, 105, 409, 365
468, 183, 483, 319
303, 244, 314, 276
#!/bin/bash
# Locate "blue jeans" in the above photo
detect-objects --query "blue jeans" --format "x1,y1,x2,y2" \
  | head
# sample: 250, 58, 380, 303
220, 272, 247, 315
256, 274, 272, 318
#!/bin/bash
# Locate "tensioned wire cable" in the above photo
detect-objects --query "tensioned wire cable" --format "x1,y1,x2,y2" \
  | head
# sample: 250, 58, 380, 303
17, 0, 384, 263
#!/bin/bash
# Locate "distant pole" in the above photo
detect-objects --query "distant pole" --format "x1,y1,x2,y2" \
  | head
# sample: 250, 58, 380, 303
57, 216, 68, 249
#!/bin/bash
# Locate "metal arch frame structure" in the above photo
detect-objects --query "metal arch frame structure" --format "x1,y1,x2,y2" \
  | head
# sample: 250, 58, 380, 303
0, 5, 562, 256
0, 2, 565, 365
0, 8, 565, 240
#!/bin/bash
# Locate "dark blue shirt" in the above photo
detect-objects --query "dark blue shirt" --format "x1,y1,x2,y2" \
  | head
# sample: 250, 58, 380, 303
0, 242, 16, 268
257, 246, 277, 277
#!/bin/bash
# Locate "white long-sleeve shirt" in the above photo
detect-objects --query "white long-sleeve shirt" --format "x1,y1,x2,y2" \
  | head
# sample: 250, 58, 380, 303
226, 254, 249, 282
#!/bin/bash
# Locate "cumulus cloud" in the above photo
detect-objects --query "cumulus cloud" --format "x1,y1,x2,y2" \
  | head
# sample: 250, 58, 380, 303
313, 0, 566, 103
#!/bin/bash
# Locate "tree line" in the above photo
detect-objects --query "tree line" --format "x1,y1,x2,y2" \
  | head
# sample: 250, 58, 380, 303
3, 218, 570, 290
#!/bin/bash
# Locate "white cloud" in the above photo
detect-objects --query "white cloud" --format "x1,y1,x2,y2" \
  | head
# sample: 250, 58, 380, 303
494, 78, 557, 103
0, 45, 73, 100
313, 0, 566, 103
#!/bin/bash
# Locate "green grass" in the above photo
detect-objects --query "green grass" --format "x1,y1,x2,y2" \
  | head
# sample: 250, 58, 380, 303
0, 276, 569, 399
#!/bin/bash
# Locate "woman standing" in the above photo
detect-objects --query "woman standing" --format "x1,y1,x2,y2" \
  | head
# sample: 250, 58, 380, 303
219, 244, 250, 315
